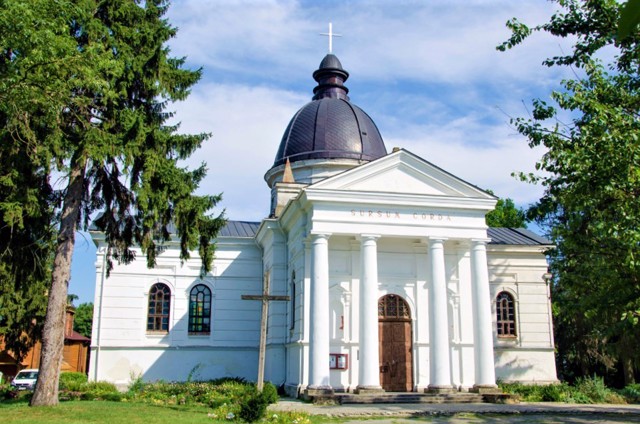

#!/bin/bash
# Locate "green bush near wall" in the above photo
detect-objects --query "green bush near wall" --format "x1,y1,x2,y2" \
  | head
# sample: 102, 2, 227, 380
499, 376, 631, 404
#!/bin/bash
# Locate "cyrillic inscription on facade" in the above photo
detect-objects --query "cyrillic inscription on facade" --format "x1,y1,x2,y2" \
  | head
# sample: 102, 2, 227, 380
350, 209, 453, 221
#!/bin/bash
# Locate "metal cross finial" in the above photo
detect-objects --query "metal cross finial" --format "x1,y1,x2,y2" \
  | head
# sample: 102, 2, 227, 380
320, 22, 342, 53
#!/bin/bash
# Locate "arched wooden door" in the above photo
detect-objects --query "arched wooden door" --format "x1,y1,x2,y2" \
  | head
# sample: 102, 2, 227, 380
378, 294, 413, 392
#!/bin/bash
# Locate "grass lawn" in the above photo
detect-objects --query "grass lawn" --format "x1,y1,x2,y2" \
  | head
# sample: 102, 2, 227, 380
0, 400, 223, 424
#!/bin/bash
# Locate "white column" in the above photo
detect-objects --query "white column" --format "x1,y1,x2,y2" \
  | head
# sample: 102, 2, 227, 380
470, 239, 497, 389
428, 238, 453, 392
356, 235, 383, 393
307, 233, 333, 393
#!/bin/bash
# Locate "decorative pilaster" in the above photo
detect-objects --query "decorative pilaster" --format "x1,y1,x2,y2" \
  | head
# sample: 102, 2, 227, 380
470, 239, 497, 390
356, 235, 383, 393
306, 233, 333, 395
428, 238, 454, 392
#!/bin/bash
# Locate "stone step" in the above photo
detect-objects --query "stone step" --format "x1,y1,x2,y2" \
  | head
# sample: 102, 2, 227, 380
336, 393, 485, 404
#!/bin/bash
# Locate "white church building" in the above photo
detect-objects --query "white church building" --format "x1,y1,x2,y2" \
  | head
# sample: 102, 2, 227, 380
88, 54, 558, 396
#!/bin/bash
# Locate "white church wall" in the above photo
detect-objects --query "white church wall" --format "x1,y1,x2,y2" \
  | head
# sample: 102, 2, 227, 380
487, 246, 558, 384
280, 213, 312, 395
89, 237, 264, 385
495, 349, 559, 384
346, 238, 360, 392
91, 347, 258, 389
259, 224, 289, 349
327, 235, 355, 392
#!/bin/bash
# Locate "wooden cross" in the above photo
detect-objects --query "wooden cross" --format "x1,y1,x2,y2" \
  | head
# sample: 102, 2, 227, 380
241, 271, 289, 391
320, 22, 342, 53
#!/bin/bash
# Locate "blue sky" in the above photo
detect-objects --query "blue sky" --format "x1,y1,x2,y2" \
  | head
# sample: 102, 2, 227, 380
70, 0, 575, 304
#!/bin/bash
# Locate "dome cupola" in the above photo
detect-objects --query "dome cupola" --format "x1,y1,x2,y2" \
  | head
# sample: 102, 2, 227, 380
265, 54, 387, 188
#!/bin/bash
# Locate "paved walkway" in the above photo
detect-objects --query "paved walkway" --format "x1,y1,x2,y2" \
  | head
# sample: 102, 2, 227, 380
269, 398, 640, 418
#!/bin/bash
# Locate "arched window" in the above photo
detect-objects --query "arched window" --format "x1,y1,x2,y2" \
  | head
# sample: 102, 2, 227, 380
496, 291, 516, 338
148, 283, 171, 332
378, 294, 411, 320
189, 284, 212, 334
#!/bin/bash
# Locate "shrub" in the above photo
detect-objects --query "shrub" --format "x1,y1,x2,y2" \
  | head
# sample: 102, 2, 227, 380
499, 382, 543, 402
620, 384, 640, 404
127, 378, 260, 408
239, 391, 269, 423
0, 382, 18, 400
574, 376, 608, 403
262, 382, 279, 404
68, 381, 121, 401
59, 372, 88, 391
540, 382, 568, 402
573, 376, 625, 404
566, 390, 592, 404
127, 374, 144, 394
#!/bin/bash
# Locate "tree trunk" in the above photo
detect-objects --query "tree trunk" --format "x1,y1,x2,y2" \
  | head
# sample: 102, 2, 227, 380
30, 156, 86, 406
623, 355, 636, 386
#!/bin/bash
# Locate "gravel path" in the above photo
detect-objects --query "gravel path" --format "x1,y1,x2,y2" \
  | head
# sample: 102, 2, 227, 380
269, 399, 640, 422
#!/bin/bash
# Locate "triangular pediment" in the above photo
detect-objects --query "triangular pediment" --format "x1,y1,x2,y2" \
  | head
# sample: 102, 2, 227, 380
309, 149, 494, 199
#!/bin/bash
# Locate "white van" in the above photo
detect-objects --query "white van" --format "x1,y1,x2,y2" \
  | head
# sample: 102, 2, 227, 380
11, 369, 39, 390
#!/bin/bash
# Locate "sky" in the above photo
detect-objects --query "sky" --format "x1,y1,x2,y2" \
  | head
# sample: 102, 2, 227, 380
70, 0, 576, 304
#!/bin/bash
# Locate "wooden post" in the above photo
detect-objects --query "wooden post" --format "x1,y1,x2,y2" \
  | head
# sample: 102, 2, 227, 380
241, 271, 289, 392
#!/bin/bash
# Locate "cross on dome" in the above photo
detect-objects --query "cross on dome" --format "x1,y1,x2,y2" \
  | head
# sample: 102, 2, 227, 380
320, 22, 342, 53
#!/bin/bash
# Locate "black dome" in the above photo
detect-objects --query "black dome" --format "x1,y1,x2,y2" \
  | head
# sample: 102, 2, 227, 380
272, 54, 387, 167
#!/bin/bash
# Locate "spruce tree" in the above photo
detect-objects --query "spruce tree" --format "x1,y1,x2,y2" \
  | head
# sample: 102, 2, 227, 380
0, 0, 67, 373
0, 0, 224, 405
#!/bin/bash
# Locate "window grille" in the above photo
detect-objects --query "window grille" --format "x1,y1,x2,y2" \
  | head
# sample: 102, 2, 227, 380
189, 284, 212, 334
496, 291, 516, 337
148, 283, 171, 332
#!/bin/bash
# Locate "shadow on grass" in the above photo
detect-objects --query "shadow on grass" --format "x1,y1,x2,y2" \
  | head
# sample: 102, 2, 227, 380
0, 391, 32, 407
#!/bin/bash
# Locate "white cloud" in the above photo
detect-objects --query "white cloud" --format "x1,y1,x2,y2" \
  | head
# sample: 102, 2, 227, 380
163, 0, 564, 218
75, 0, 576, 303
385, 121, 547, 206
167, 0, 574, 89
171, 82, 307, 221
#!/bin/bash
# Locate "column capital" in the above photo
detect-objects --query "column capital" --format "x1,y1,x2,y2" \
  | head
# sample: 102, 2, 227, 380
358, 234, 380, 242
428, 237, 448, 244
309, 232, 331, 241
471, 238, 491, 246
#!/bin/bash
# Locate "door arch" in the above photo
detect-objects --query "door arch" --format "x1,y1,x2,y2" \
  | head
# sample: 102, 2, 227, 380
378, 294, 413, 392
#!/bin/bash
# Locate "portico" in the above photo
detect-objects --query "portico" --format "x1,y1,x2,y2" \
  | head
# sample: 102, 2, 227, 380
276, 148, 499, 394
301, 233, 498, 394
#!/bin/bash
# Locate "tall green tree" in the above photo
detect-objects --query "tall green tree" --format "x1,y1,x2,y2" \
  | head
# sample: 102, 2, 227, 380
0, 268, 48, 364
1, 0, 225, 405
484, 190, 527, 228
499, 0, 640, 385
618, 0, 640, 40
73, 303, 93, 339
0, 0, 64, 369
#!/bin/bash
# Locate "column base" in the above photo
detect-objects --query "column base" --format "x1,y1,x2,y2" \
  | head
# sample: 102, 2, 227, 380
354, 385, 384, 394
471, 384, 501, 394
304, 386, 334, 397
302, 386, 335, 403
427, 385, 456, 394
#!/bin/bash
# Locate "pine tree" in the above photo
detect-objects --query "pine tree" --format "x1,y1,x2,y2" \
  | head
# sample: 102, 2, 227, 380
0, 0, 224, 405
